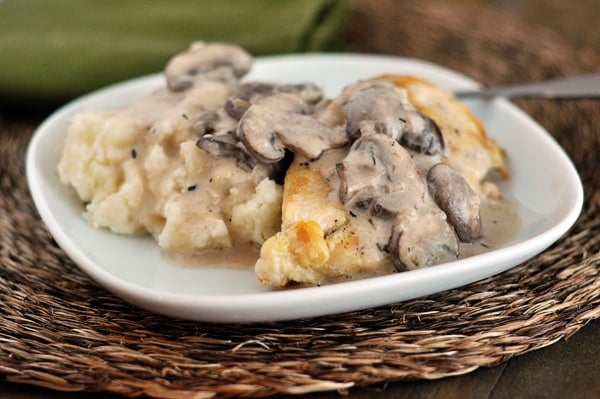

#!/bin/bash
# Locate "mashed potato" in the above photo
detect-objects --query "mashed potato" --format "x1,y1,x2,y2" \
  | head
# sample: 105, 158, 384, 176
58, 79, 283, 255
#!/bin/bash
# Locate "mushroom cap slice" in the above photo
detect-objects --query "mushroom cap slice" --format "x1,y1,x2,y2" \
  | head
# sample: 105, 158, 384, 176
399, 112, 445, 156
344, 85, 409, 140
237, 93, 348, 163
336, 134, 459, 271
224, 97, 252, 120
196, 133, 255, 172
427, 163, 483, 242
336, 134, 424, 209
192, 110, 220, 135
388, 215, 459, 271
225, 82, 324, 120
335, 140, 389, 205
165, 42, 252, 91
234, 82, 323, 104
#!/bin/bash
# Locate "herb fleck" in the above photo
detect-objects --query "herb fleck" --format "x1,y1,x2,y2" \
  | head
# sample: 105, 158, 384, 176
376, 243, 388, 252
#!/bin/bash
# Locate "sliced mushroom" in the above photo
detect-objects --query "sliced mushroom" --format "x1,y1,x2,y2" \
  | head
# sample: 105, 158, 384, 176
224, 97, 252, 120
336, 134, 458, 270
253, 91, 311, 114
234, 82, 323, 104
192, 110, 220, 135
388, 216, 459, 271
196, 132, 291, 183
427, 163, 482, 242
336, 137, 392, 206
235, 82, 280, 100
371, 192, 411, 219
336, 134, 423, 209
191, 108, 239, 139
264, 150, 294, 185
344, 85, 409, 141
165, 42, 252, 91
224, 82, 324, 120
399, 113, 444, 156
313, 98, 344, 128
196, 133, 255, 171
237, 93, 347, 163
282, 83, 323, 104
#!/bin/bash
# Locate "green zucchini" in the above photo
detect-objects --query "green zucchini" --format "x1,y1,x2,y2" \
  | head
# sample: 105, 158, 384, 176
0, 0, 344, 105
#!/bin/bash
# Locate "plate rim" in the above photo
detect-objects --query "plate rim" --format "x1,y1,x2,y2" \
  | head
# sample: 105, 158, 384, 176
26, 53, 584, 322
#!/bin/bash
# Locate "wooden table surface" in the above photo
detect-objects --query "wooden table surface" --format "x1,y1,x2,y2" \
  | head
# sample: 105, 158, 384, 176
0, 1, 598, 398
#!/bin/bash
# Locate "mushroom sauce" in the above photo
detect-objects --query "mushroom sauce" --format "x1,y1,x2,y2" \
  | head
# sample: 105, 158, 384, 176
58, 42, 519, 285
309, 148, 518, 271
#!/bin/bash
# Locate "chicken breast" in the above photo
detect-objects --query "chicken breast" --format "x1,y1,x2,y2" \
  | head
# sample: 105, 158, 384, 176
255, 75, 508, 287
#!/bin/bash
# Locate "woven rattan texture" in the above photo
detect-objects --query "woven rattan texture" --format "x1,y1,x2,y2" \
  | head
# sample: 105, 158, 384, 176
1, 1, 599, 397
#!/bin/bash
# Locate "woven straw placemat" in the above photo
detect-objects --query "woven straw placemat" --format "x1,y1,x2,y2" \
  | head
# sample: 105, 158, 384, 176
0, 1, 598, 398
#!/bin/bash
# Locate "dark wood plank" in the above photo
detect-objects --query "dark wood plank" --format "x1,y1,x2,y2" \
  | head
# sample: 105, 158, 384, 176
290, 321, 600, 399
489, 318, 600, 399
327, 364, 506, 399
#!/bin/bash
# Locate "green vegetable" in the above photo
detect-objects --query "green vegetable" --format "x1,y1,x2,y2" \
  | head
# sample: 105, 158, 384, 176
0, 0, 344, 105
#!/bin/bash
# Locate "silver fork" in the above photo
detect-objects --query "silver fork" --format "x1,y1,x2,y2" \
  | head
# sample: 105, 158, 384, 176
453, 72, 600, 99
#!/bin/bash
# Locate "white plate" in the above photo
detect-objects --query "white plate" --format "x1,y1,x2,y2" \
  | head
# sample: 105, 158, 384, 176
26, 54, 583, 323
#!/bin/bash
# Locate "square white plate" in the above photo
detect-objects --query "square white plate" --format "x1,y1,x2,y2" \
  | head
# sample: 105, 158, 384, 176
26, 54, 583, 322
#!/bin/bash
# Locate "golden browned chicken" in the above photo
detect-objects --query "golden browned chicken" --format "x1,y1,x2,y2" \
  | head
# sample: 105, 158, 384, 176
255, 75, 508, 287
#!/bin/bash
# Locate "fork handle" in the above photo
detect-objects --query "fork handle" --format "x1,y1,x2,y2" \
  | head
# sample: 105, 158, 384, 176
454, 72, 600, 99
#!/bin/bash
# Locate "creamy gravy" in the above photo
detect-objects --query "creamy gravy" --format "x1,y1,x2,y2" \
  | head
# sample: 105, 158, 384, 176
125, 80, 517, 274
309, 145, 519, 270
146, 78, 518, 273
459, 196, 520, 258
164, 245, 259, 270
169, 148, 519, 272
